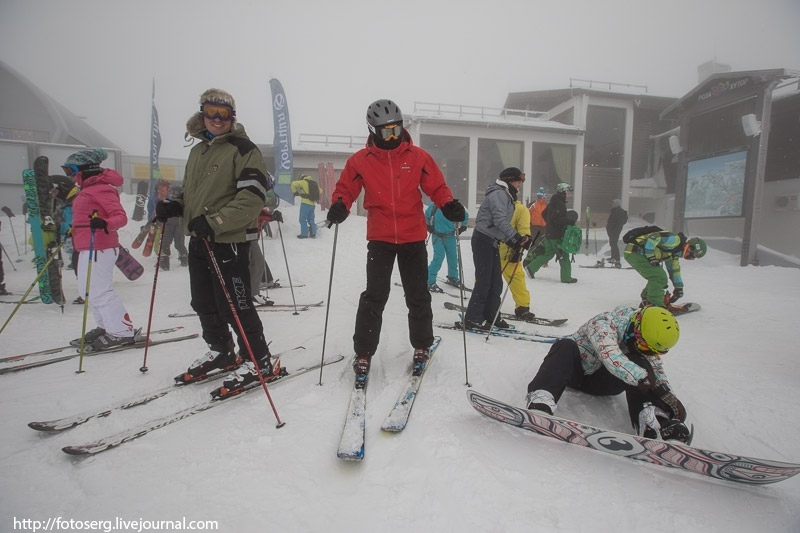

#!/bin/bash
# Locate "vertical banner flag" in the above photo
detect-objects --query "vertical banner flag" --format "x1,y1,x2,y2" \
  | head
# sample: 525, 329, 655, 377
146, 78, 163, 220
269, 78, 294, 205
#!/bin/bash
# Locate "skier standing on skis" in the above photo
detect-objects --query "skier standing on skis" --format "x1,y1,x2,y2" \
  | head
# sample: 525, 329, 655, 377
460, 167, 532, 330
326, 98, 465, 378
525, 305, 692, 443
290, 173, 320, 239
425, 201, 469, 293
499, 192, 536, 321
63, 148, 137, 350
605, 199, 628, 267
156, 88, 276, 393
523, 182, 576, 283
623, 228, 706, 308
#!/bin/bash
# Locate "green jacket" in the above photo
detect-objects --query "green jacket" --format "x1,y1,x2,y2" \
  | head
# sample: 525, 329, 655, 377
180, 117, 269, 243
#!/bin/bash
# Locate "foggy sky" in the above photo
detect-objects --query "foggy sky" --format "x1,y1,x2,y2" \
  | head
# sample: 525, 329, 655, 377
1, 0, 799, 160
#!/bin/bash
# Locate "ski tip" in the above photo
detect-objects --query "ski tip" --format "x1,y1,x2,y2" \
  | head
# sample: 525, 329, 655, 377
61, 446, 91, 456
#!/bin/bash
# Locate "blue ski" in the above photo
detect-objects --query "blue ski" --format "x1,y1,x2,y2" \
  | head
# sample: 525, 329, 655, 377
381, 337, 441, 432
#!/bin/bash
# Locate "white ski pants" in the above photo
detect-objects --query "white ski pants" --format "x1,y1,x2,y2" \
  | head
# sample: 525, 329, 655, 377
77, 248, 134, 338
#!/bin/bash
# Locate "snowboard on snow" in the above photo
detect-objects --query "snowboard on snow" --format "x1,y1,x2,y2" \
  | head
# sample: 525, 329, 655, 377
666, 302, 701, 315
467, 390, 800, 485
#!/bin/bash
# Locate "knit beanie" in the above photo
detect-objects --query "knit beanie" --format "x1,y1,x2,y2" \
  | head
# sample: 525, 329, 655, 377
499, 167, 523, 182
64, 147, 108, 169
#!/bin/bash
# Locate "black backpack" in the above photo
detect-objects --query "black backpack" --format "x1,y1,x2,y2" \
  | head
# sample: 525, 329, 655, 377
306, 180, 320, 203
622, 225, 663, 244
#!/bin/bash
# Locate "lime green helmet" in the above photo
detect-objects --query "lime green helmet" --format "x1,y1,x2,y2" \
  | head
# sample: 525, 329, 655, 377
633, 307, 680, 355
684, 237, 707, 259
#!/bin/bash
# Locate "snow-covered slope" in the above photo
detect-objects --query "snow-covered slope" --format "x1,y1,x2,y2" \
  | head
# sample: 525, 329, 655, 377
1, 195, 798, 532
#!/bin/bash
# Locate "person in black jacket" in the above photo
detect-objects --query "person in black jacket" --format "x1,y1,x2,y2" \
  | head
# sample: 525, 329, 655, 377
523, 183, 576, 283
606, 199, 628, 267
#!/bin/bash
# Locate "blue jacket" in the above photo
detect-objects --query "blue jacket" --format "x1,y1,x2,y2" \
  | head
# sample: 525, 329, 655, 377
426, 202, 469, 238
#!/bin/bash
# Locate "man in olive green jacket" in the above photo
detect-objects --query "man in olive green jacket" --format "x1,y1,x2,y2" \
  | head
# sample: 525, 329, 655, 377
156, 88, 277, 395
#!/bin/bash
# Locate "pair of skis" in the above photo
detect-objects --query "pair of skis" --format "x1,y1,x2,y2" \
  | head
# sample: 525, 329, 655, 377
167, 300, 323, 318
28, 347, 344, 455
337, 337, 441, 461
0, 327, 197, 374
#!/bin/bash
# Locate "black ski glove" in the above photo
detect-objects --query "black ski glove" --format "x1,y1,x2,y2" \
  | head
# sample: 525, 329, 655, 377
441, 200, 466, 223
156, 199, 183, 222
188, 215, 215, 244
648, 256, 661, 266
326, 199, 349, 225
271, 210, 284, 223
669, 288, 684, 303
89, 216, 108, 234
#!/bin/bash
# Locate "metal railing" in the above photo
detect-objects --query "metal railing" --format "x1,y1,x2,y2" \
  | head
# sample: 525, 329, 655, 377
297, 133, 367, 148
569, 78, 648, 93
412, 102, 549, 121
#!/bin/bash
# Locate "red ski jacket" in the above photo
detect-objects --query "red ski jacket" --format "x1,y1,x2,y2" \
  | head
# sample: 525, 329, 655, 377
332, 133, 454, 244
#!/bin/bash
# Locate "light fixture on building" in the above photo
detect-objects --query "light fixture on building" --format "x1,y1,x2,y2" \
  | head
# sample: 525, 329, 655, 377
741, 114, 761, 137
668, 135, 683, 154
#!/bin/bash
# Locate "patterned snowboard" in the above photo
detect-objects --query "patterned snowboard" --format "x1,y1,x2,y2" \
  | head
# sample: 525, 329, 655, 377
467, 390, 800, 485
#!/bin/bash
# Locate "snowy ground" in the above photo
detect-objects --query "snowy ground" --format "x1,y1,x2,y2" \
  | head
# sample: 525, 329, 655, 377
1, 196, 799, 532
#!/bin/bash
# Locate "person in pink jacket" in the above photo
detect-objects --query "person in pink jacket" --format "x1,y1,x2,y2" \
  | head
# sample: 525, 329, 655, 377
62, 148, 137, 351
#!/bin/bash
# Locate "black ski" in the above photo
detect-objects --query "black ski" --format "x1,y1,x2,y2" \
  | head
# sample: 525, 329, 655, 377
442, 301, 567, 327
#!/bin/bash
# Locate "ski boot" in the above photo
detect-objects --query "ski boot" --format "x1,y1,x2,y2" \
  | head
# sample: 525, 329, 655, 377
175, 340, 242, 384
212, 353, 283, 399
69, 327, 106, 347
427, 283, 444, 293
88, 328, 141, 352
525, 389, 556, 415
515, 306, 536, 321
412, 347, 430, 376
353, 355, 371, 389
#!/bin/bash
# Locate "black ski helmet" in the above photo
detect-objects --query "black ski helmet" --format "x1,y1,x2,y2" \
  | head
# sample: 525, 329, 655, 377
366, 99, 403, 132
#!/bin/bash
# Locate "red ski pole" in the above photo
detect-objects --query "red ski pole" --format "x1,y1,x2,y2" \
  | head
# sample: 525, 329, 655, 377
202, 238, 284, 428
139, 220, 167, 373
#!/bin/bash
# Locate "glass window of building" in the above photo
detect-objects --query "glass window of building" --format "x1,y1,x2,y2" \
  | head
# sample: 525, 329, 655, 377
585, 106, 625, 169
419, 134, 469, 202
477, 138, 523, 202
531, 142, 575, 200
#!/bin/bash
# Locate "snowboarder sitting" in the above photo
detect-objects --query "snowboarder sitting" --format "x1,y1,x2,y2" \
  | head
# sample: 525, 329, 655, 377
623, 227, 707, 308
525, 305, 691, 443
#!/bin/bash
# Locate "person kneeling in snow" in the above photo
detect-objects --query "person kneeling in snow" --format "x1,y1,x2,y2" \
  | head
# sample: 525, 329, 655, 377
525, 305, 691, 443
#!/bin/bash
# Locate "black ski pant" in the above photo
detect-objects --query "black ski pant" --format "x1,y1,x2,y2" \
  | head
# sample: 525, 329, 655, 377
161, 217, 188, 266
188, 237, 269, 358
607, 227, 622, 263
353, 240, 433, 357
465, 231, 503, 324
527, 338, 670, 429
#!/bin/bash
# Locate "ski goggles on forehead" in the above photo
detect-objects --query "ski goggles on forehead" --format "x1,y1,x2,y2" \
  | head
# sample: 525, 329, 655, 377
201, 103, 234, 121
61, 165, 79, 177
630, 311, 667, 356
376, 123, 402, 141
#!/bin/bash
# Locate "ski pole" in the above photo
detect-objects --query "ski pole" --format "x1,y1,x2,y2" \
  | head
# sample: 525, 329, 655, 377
2, 206, 21, 256
593, 221, 598, 255
76, 227, 96, 374
202, 238, 284, 428
0, 240, 63, 335
139, 220, 167, 373
275, 221, 299, 315
454, 222, 470, 387
1, 242, 17, 271
318, 221, 339, 386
